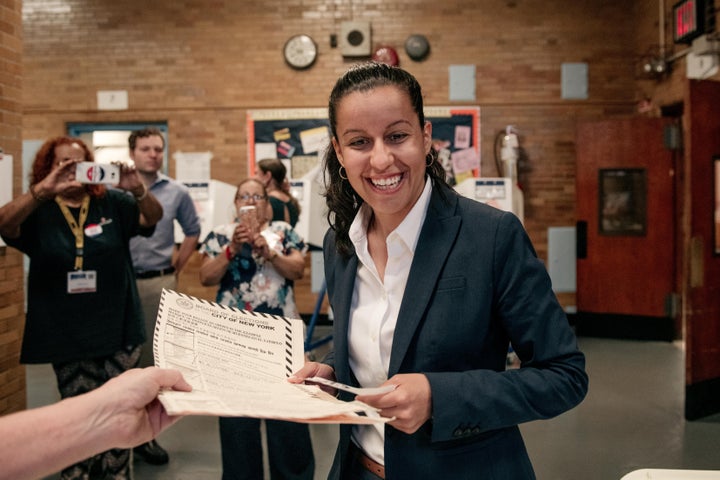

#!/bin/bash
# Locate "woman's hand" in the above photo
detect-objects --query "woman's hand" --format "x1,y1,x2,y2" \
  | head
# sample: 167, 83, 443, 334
288, 362, 337, 396
252, 232, 275, 261
113, 161, 162, 226
356, 373, 432, 434
229, 223, 256, 252
34, 158, 83, 199
114, 161, 144, 196
0, 159, 82, 238
200, 223, 258, 287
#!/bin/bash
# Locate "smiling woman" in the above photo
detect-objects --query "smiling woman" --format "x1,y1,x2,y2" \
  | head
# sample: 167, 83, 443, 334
330, 84, 433, 241
323, 64, 447, 259
289, 62, 588, 480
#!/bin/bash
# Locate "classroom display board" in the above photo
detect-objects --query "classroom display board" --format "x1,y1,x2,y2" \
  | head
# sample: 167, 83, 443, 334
246, 106, 481, 184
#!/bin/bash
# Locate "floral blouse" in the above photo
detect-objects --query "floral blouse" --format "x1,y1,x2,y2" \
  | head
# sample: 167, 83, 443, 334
200, 221, 306, 319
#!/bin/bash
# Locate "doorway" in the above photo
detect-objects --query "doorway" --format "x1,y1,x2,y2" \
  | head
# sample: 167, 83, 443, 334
67, 122, 168, 172
575, 117, 678, 341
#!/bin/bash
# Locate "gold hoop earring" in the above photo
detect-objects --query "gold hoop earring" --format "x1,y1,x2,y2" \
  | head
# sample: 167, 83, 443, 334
339, 166, 348, 180
426, 154, 434, 167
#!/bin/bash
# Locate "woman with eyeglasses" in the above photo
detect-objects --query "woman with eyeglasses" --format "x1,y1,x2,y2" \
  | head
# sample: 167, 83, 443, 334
198, 177, 314, 480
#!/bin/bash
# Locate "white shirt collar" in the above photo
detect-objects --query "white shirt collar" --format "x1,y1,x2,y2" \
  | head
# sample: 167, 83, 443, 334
348, 177, 433, 255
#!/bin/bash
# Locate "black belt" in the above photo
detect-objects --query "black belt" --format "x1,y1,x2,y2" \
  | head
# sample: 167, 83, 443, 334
136, 267, 175, 279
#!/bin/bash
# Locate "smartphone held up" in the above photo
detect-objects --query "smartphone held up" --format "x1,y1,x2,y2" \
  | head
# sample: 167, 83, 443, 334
75, 162, 120, 184
238, 205, 258, 234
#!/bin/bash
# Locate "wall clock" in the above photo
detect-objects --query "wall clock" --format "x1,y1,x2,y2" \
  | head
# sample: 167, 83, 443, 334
283, 34, 318, 70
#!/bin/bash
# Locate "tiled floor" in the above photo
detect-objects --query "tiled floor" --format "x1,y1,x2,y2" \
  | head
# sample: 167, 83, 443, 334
26, 333, 720, 480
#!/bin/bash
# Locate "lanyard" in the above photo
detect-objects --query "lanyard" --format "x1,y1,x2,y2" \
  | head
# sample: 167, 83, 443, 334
55, 194, 90, 270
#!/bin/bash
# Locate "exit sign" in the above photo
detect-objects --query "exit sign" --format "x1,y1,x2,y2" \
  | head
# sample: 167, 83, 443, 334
673, 0, 705, 44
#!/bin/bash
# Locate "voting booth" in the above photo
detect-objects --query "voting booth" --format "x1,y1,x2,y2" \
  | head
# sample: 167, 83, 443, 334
175, 179, 237, 243
290, 164, 328, 250
454, 177, 516, 215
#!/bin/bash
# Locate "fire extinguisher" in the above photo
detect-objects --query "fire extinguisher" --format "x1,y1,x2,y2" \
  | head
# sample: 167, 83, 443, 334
494, 125, 525, 223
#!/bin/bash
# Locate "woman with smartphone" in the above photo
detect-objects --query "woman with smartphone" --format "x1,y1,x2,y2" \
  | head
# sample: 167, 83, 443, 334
0, 136, 162, 480
198, 177, 314, 480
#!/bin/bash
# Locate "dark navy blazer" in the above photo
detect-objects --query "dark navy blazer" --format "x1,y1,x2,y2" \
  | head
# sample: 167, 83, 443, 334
322, 182, 588, 480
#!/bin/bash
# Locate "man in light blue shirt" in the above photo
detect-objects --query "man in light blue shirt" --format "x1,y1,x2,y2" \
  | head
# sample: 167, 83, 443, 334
128, 127, 200, 465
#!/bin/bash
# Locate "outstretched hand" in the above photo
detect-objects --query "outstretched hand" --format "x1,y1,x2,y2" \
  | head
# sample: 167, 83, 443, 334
83, 367, 192, 448
0, 366, 192, 480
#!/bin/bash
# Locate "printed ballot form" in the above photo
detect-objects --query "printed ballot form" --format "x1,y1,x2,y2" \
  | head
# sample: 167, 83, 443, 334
154, 289, 390, 424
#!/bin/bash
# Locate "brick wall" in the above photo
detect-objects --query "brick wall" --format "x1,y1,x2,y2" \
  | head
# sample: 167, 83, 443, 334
0, 0, 25, 414
4, 0, 719, 414
21, 0, 651, 251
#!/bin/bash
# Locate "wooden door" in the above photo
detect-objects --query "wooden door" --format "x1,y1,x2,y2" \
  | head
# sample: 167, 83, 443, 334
684, 79, 720, 420
576, 117, 676, 338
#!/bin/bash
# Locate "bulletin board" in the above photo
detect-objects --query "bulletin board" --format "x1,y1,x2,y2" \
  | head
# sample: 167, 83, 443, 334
247, 108, 330, 179
246, 106, 481, 183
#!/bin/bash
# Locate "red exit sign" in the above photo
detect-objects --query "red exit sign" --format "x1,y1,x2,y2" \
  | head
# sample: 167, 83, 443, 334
673, 0, 705, 44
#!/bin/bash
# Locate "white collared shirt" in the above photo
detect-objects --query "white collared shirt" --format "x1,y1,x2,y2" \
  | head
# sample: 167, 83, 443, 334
347, 177, 433, 465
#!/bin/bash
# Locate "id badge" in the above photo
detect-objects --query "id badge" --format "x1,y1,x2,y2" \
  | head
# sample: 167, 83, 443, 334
67, 270, 97, 294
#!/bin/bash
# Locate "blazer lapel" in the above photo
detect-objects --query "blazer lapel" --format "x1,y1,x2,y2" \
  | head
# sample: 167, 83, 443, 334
388, 187, 461, 375
330, 253, 358, 385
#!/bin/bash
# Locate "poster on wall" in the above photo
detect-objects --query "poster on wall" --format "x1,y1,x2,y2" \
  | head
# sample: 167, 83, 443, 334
425, 106, 481, 185
246, 106, 481, 184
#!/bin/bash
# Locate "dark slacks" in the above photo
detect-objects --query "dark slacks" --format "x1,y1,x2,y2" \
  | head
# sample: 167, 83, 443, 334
219, 416, 315, 480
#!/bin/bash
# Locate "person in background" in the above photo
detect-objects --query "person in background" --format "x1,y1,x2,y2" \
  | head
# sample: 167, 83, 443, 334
0, 367, 191, 480
255, 157, 301, 227
289, 62, 589, 479
0, 136, 163, 480
199, 178, 314, 480
128, 127, 201, 465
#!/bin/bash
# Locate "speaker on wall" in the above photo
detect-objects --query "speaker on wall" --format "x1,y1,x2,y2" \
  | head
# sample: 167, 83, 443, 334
340, 21, 371, 57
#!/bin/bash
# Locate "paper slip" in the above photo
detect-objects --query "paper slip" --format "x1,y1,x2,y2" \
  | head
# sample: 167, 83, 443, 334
307, 377, 396, 396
